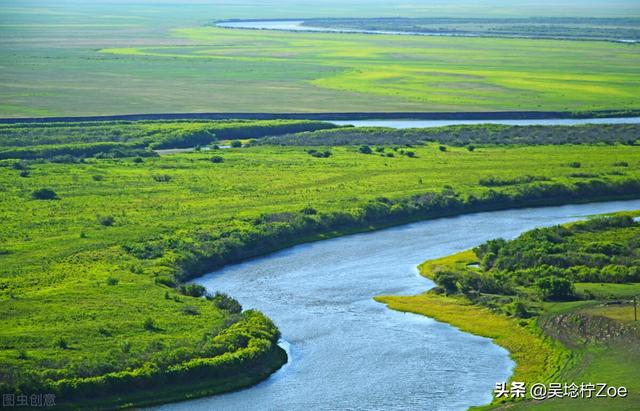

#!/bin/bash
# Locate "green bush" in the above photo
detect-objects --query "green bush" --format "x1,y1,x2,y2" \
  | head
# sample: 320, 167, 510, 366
31, 188, 58, 200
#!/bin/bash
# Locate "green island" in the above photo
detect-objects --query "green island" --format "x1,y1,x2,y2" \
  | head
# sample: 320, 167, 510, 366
377, 213, 640, 410
1, 119, 640, 408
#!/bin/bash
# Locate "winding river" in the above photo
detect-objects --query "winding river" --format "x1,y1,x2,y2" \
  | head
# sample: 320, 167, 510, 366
151, 199, 640, 411
327, 117, 640, 129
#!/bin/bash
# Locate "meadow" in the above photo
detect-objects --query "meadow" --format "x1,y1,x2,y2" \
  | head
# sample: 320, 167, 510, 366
1, 1, 640, 117
2, 119, 640, 407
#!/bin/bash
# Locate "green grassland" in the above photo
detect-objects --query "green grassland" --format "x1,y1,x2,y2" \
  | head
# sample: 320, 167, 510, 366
1, 1, 640, 116
2, 120, 640, 407
378, 214, 640, 411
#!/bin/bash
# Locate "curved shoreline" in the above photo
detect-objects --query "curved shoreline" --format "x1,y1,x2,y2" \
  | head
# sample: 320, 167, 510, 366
1, 110, 639, 124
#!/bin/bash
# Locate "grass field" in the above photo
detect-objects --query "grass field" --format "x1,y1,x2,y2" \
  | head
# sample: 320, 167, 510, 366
1, 1, 639, 116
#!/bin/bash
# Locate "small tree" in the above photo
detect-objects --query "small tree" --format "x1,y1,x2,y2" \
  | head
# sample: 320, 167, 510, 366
230, 140, 242, 148
434, 271, 458, 295
438, 145, 447, 152
31, 188, 58, 200
359, 145, 372, 154
536, 276, 574, 301
467, 145, 476, 152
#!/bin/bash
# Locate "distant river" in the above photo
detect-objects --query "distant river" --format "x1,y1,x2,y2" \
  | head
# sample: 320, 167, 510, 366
216, 20, 471, 37
216, 20, 638, 43
151, 199, 640, 411
328, 117, 640, 129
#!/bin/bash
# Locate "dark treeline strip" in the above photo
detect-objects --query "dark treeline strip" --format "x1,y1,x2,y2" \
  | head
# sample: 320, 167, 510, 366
0, 120, 338, 159
260, 124, 640, 146
2, 110, 639, 124
128, 178, 640, 285
298, 17, 640, 41
0, 142, 155, 161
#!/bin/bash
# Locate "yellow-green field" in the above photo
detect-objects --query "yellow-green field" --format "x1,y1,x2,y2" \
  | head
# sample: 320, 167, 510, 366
1, 2, 639, 116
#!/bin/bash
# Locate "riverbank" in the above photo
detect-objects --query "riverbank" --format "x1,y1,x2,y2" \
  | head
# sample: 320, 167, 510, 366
1, 110, 639, 124
376, 251, 569, 409
4, 138, 640, 409
377, 214, 640, 410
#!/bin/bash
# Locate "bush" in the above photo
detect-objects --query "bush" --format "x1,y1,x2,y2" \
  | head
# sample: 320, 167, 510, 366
106, 277, 119, 286
230, 140, 242, 148
307, 149, 331, 158
181, 306, 200, 316
613, 161, 629, 167
152, 174, 172, 182
211, 292, 242, 314
568, 161, 581, 168
178, 284, 207, 297
31, 188, 58, 200
55, 338, 69, 350
143, 318, 157, 331
536, 276, 574, 301
433, 271, 458, 295
467, 145, 476, 152
210, 156, 224, 163
97, 215, 115, 227
358, 145, 372, 154
438, 145, 447, 152
133, 157, 144, 163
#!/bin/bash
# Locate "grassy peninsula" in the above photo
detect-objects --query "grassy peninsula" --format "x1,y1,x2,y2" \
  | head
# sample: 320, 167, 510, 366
378, 213, 640, 410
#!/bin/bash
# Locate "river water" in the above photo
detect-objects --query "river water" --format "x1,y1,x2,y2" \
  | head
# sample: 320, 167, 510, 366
328, 117, 640, 129
151, 199, 640, 411
216, 20, 638, 43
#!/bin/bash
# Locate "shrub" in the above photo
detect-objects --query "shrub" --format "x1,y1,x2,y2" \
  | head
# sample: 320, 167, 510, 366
536, 276, 574, 301
230, 140, 242, 148
307, 149, 331, 158
438, 145, 447, 152
178, 284, 207, 297
210, 156, 224, 163
358, 145, 372, 154
613, 161, 629, 167
19, 170, 29, 177
568, 161, 581, 168
467, 145, 476, 152
97, 215, 115, 227
143, 318, 157, 331
152, 174, 172, 182
92, 175, 105, 181
182, 306, 200, 316
31, 188, 58, 200
106, 277, 119, 286
55, 337, 69, 349
211, 292, 242, 314
433, 271, 458, 295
